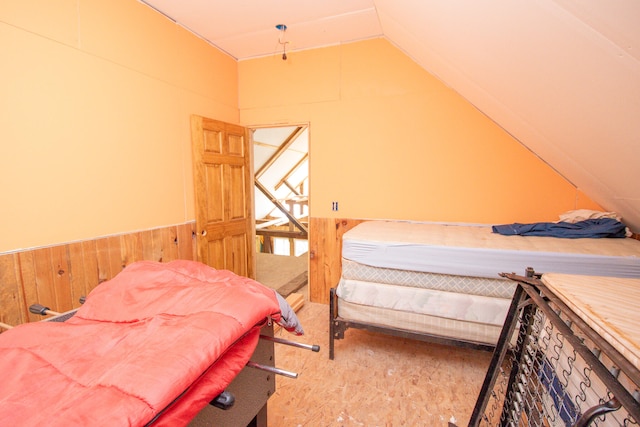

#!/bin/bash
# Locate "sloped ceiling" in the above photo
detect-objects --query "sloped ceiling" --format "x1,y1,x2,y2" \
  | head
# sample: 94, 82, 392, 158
140, 0, 640, 231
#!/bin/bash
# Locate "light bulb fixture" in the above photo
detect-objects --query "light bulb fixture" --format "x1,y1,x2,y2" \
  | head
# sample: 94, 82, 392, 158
275, 24, 288, 60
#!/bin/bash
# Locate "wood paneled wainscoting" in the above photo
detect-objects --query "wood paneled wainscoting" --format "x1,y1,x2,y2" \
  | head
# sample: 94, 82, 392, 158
0, 222, 196, 329
308, 217, 365, 304
2, 217, 362, 329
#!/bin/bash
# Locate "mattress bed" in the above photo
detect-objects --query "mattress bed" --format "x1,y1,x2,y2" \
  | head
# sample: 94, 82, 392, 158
342, 221, 640, 278
330, 220, 640, 359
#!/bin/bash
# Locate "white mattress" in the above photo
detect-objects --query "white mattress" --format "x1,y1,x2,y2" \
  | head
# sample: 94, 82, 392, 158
343, 221, 640, 278
337, 279, 510, 326
337, 298, 503, 345
341, 259, 515, 298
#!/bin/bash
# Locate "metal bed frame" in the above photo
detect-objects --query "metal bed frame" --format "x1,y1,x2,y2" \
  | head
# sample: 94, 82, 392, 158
469, 268, 640, 427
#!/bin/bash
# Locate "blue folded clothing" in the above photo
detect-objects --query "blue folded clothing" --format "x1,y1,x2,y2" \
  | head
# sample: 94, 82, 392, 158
492, 218, 627, 238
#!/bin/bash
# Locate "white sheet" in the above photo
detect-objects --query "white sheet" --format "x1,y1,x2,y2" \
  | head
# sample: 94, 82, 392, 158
343, 221, 640, 279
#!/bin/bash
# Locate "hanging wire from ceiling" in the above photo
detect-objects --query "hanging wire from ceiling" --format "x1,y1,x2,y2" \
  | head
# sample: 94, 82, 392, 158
275, 24, 289, 60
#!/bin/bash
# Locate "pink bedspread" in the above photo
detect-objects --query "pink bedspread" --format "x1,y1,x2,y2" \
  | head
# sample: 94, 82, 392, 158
0, 260, 286, 426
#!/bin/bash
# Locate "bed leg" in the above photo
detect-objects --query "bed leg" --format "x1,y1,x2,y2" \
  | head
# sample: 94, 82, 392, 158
329, 288, 346, 360
329, 288, 336, 360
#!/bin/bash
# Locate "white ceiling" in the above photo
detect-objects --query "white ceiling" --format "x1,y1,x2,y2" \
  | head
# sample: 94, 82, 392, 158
140, 0, 640, 231
139, 0, 383, 58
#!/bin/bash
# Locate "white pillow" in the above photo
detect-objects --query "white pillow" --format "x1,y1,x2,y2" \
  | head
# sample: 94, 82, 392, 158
558, 209, 631, 237
558, 209, 621, 223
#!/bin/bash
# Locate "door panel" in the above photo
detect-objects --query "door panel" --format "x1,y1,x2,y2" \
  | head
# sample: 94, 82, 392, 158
204, 128, 223, 153
228, 233, 248, 276
227, 132, 245, 156
191, 116, 254, 278
229, 164, 246, 220
205, 164, 224, 222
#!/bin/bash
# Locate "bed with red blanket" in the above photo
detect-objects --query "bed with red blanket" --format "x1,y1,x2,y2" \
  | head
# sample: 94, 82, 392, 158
0, 260, 303, 426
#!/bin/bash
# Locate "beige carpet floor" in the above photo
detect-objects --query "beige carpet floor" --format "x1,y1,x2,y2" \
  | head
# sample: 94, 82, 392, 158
267, 295, 493, 426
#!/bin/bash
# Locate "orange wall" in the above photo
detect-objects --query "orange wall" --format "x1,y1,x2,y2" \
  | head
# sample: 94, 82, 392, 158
1, 3, 602, 254
239, 39, 600, 223
0, 0, 237, 253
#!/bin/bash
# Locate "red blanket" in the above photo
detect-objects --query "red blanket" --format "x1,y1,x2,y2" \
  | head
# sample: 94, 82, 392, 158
0, 260, 286, 426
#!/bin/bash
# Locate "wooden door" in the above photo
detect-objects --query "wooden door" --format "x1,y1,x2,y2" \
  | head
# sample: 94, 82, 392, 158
191, 116, 255, 278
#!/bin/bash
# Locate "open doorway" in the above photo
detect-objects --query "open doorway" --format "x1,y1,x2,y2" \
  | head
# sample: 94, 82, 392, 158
252, 125, 309, 297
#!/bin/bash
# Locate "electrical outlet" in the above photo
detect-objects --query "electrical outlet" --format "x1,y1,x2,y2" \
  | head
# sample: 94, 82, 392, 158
331, 201, 339, 211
